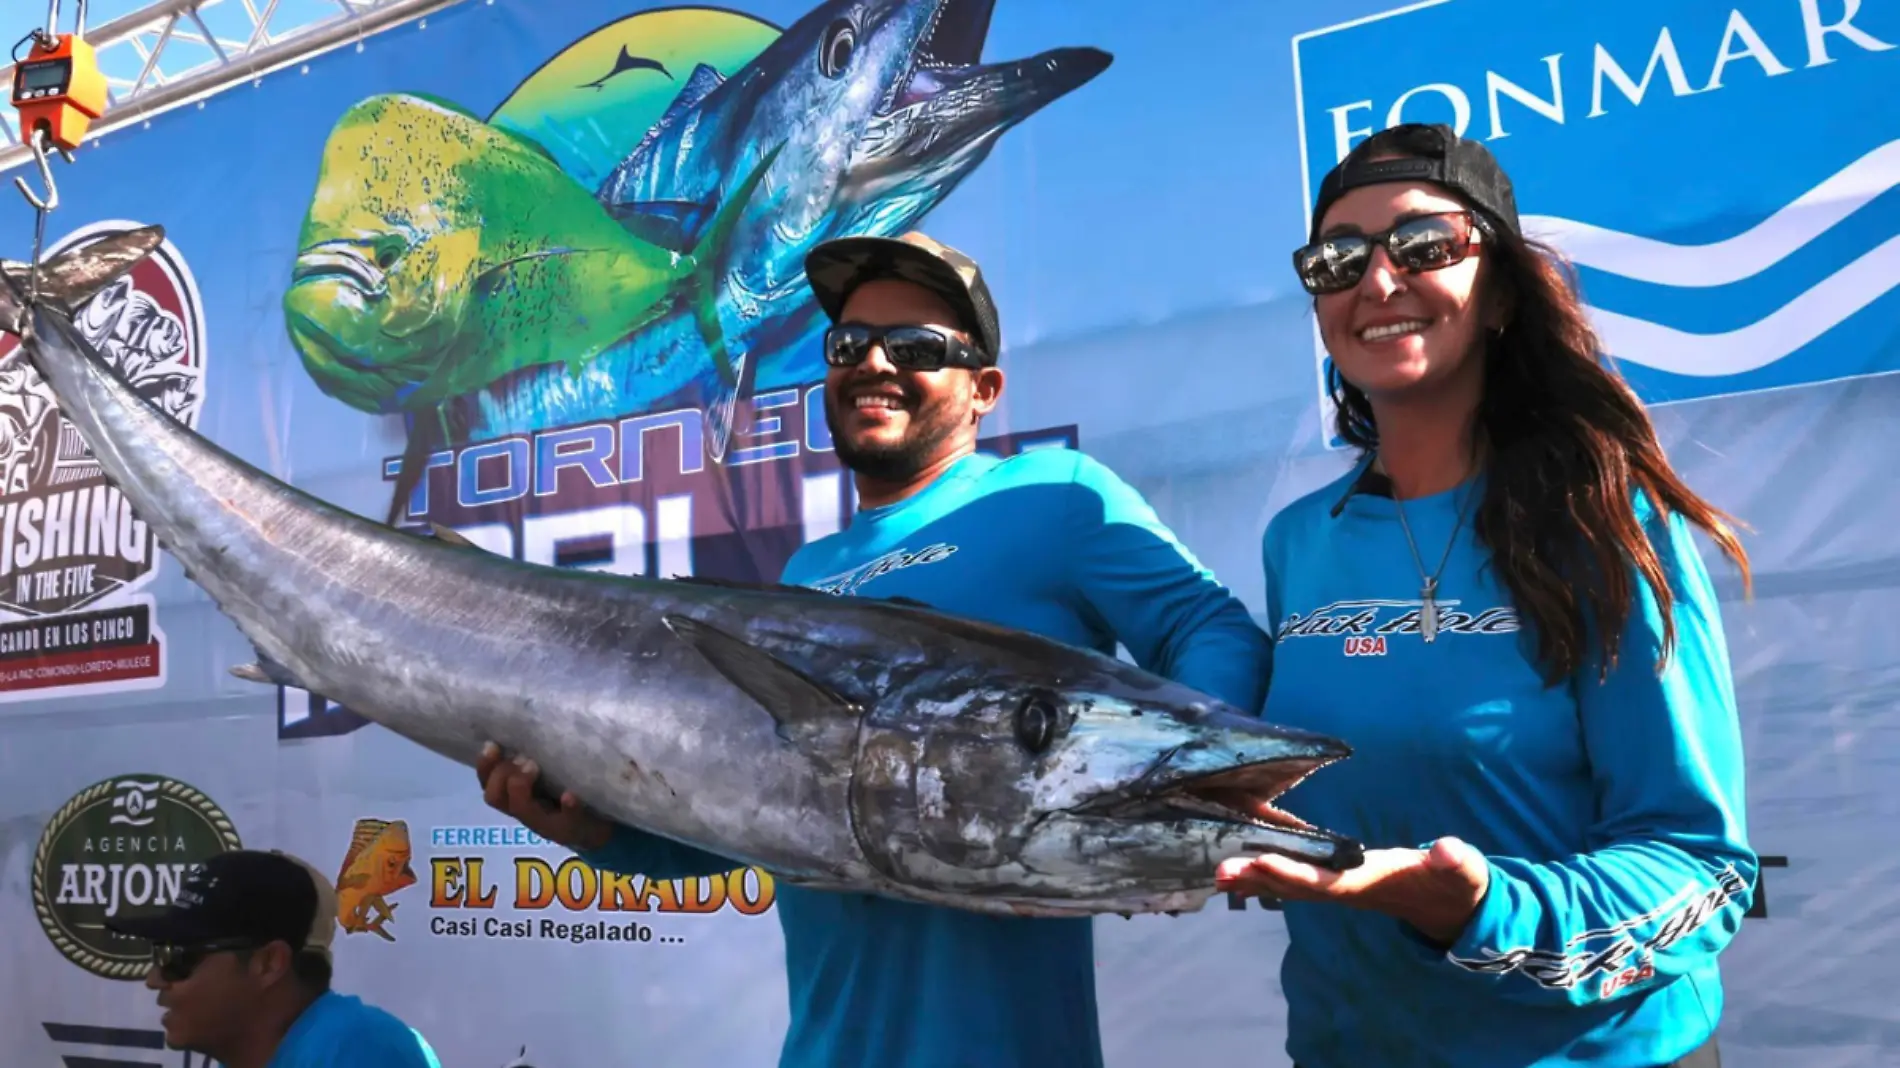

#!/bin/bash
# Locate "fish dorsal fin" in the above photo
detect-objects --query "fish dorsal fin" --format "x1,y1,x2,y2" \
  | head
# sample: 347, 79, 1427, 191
341, 819, 391, 875
662, 614, 859, 737
670, 62, 725, 117
638, 63, 725, 168
605, 62, 728, 219
428, 523, 479, 549
229, 644, 306, 688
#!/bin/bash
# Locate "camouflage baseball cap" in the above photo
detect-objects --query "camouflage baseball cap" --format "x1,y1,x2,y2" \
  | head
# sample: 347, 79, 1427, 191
805, 231, 1003, 362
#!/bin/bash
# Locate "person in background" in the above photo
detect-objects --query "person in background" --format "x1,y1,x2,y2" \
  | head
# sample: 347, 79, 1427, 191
477, 230, 1274, 1068
106, 848, 441, 1068
1221, 123, 1756, 1068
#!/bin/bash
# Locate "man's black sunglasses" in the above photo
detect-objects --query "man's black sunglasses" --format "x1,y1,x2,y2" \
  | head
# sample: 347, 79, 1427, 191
823, 322, 988, 372
150, 938, 259, 982
1292, 210, 1483, 295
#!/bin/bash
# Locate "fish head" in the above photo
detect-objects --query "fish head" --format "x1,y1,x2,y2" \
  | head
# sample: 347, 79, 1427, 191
777, 0, 1111, 249
835, 0, 1112, 229
282, 94, 558, 412
375, 821, 418, 892
607, 0, 1109, 317
708, 0, 962, 243
853, 662, 1359, 915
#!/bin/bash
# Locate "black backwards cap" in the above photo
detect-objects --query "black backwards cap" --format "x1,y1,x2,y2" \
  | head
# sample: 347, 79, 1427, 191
103, 848, 338, 958
1309, 123, 1521, 242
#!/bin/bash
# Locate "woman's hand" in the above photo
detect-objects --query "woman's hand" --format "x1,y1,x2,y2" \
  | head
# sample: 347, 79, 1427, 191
1216, 836, 1492, 946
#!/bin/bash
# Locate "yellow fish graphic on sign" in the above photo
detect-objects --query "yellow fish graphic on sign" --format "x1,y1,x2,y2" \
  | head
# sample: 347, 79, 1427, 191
335, 818, 417, 942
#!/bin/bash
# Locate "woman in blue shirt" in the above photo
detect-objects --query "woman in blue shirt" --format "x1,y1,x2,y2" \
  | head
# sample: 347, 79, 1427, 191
1219, 123, 1757, 1068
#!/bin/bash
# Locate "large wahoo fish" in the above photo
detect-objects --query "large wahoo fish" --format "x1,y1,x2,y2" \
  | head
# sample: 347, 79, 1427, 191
0, 230, 1362, 917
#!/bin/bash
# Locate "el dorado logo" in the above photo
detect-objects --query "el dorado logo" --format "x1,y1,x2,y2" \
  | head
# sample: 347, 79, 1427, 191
0, 220, 207, 702
388, 823, 777, 945
31, 774, 242, 980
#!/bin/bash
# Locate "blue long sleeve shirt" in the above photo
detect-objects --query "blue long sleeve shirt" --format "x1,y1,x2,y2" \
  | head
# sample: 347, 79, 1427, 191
579, 447, 1272, 1068
1259, 460, 1756, 1068
246, 991, 441, 1067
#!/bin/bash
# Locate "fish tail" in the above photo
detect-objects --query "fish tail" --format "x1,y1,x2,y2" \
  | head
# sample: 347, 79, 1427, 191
0, 226, 166, 343
687, 142, 785, 463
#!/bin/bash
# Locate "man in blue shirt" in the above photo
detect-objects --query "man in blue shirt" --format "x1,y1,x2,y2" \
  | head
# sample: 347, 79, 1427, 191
105, 849, 440, 1067
477, 230, 1273, 1067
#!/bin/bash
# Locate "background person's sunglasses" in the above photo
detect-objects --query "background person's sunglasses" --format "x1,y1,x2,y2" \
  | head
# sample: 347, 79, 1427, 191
1292, 210, 1482, 295
151, 938, 258, 981
823, 322, 987, 371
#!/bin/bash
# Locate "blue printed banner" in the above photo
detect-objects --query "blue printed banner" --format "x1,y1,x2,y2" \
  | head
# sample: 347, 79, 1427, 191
1293, 0, 1900, 421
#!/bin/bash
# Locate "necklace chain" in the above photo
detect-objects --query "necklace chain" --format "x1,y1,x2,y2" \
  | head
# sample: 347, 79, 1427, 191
1389, 473, 1476, 644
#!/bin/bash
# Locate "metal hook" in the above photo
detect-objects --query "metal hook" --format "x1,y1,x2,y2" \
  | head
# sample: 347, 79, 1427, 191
12, 127, 69, 213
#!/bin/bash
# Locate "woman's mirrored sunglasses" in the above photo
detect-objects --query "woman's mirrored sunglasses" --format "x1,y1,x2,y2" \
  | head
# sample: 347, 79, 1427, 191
822, 322, 988, 372
1292, 210, 1482, 295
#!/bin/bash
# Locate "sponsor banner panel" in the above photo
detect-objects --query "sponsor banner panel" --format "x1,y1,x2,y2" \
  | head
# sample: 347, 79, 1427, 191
0, 0, 1890, 1065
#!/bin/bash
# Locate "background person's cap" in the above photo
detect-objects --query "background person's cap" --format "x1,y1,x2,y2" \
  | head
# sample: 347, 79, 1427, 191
1309, 122, 1520, 241
805, 231, 1004, 362
104, 848, 337, 959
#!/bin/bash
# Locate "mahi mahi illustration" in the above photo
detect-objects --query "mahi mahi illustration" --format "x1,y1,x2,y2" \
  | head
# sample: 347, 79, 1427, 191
281, 93, 772, 437
334, 818, 418, 942
0, 233, 1364, 918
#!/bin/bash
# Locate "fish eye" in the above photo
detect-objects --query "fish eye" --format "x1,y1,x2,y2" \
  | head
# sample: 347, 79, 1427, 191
1014, 693, 1059, 755
371, 236, 405, 271
819, 18, 855, 78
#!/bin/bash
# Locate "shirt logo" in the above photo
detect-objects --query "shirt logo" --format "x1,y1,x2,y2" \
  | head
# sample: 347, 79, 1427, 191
1276, 598, 1518, 657
806, 543, 958, 596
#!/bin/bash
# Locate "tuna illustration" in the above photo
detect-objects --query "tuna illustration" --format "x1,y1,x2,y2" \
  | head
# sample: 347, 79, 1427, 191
461, 0, 1114, 451
0, 231, 1364, 919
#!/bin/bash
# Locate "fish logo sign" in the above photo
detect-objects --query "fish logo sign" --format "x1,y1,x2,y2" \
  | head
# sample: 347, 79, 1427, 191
335, 818, 419, 942
0, 219, 207, 698
31, 774, 242, 980
1291, 0, 1900, 444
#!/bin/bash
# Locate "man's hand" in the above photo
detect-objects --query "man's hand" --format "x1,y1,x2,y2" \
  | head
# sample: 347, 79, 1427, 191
476, 741, 613, 852
1216, 836, 1491, 946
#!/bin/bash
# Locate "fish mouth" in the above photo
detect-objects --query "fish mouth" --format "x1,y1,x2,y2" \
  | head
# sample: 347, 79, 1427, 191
290, 240, 389, 297
849, 0, 1110, 194
881, 0, 1111, 119
1077, 756, 1334, 836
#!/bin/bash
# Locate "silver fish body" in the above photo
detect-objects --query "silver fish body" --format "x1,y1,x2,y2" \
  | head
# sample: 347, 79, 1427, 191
0, 232, 1362, 917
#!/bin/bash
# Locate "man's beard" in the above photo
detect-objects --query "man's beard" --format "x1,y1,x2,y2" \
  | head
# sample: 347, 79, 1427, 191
825, 388, 961, 484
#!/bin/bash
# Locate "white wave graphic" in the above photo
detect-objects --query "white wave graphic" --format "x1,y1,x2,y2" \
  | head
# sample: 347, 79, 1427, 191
1521, 138, 1900, 287
1586, 232, 1900, 377
1510, 138, 1900, 377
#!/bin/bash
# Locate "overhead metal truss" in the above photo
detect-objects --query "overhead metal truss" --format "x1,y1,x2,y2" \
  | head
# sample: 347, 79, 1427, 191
0, 0, 468, 175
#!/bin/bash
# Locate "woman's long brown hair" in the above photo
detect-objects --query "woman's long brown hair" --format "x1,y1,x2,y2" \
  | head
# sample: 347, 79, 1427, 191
1324, 138, 1753, 686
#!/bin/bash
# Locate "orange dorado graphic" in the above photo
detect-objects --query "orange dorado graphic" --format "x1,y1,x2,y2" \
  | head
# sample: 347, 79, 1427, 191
335, 818, 420, 942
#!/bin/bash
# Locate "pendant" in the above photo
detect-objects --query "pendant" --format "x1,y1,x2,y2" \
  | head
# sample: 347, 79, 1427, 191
1420, 578, 1439, 644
